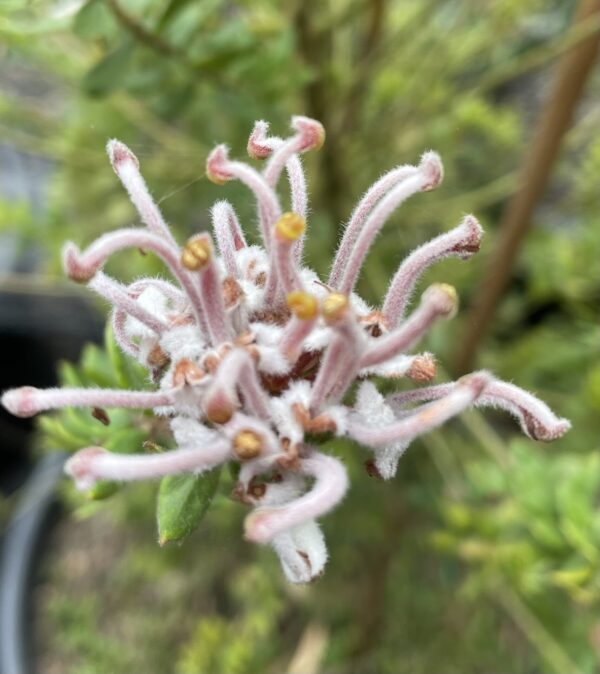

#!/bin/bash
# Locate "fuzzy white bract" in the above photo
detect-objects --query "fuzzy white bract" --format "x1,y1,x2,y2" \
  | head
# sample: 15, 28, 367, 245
1, 116, 570, 583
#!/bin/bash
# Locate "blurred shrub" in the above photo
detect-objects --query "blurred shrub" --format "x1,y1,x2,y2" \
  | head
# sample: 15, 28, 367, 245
2, 0, 599, 672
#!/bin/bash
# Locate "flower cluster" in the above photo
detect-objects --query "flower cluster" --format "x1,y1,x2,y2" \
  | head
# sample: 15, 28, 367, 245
2, 116, 570, 583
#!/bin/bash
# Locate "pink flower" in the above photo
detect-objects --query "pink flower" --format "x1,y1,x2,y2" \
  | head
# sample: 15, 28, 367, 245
2, 117, 570, 583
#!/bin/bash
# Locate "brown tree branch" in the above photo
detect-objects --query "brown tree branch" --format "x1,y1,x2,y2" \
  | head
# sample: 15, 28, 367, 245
294, 1, 347, 229
105, 0, 179, 57
454, 0, 600, 375
337, 0, 387, 139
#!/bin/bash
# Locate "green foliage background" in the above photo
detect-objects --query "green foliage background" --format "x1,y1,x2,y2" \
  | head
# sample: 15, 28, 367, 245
1, 0, 599, 672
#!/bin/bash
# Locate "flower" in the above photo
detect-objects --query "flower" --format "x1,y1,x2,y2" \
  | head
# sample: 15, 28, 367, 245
1, 116, 570, 583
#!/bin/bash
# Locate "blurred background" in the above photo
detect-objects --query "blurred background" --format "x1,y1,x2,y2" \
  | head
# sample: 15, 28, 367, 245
0, 0, 599, 672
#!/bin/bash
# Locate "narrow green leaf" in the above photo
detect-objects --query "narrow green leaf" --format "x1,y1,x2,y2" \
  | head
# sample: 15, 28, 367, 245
104, 322, 131, 389
87, 480, 119, 501
157, 468, 221, 546
103, 322, 148, 390
104, 427, 146, 455
227, 461, 240, 482
556, 453, 600, 562
62, 406, 105, 443
37, 415, 88, 451
83, 41, 134, 97
80, 343, 114, 388
58, 361, 84, 387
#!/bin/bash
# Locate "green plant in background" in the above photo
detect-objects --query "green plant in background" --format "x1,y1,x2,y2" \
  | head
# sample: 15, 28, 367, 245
1, 0, 589, 278
176, 564, 286, 674
436, 441, 600, 606
1, 0, 599, 672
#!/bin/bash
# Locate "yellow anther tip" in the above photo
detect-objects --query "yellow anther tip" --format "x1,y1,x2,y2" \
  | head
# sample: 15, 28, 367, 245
286, 291, 318, 320
275, 212, 306, 241
206, 170, 229, 185
322, 292, 349, 322
423, 283, 458, 317
313, 126, 326, 151
206, 404, 234, 425
233, 430, 263, 460
181, 237, 211, 271
436, 283, 458, 305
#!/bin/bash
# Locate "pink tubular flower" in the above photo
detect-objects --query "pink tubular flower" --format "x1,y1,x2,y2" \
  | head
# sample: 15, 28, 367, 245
1, 117, 571, 583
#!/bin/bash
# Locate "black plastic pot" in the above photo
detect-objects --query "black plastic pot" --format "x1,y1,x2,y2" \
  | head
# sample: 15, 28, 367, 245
0, 453, 67, 674
0, 282, 103, 494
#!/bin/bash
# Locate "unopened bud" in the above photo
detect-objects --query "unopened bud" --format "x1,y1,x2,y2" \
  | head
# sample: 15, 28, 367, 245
275, 212, 306, 241
455, 215, 483, 256
406, 354, 437, 382
247, 120, 272, 160
286, 291, 318, 320
62, 243, 95, 283
233, 430, 263, 460
292, 116, 326, 152
64, 446, 107, 491
1, 386, 38, 418
205, 390, 236, 425
206, 145, 232, 185
419, 151, 443, 191
106, 139, 139, 172
181, 236, 211, 271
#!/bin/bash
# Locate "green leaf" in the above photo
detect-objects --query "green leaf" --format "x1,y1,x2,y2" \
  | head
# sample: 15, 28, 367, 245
157, 468, 221, 546
83, 41, 134, 97
87, 480, 120, 501
105, 322, 128, 387
556, 453, 600, 562
104, 427, 146, 455
104, 322, 148, 390
62, 406, 105, 443
37, 415, 89, 451
80, 342, 114, 388
58, 361, 84, 387
73, 0, 117, 40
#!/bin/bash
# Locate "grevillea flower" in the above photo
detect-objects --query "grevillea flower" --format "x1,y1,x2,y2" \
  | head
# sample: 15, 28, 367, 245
2, 116, 571, 583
